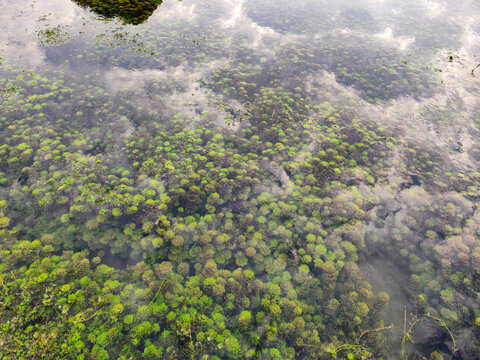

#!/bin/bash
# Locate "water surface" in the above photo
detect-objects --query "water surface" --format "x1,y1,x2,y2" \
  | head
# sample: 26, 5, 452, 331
1, 0, 480, 359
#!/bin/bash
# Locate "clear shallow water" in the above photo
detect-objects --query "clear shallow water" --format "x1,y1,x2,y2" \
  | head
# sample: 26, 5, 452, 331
1, 0, 480, 359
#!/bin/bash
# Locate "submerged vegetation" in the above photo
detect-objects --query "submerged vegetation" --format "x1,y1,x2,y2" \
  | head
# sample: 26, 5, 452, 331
73, 0, 164, 25
1, 0, 480, 359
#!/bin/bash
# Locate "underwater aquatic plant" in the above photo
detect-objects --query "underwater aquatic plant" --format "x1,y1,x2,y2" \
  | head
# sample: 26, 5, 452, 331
400, 308, 458, 360
1, 0, 479, 358
72, 0, 164, 25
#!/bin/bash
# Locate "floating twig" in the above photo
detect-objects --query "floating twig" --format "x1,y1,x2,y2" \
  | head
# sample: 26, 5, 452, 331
471, 63, 480, 76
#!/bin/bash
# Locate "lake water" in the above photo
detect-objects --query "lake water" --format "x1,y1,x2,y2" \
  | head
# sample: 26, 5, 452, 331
1, 0, 480, 359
